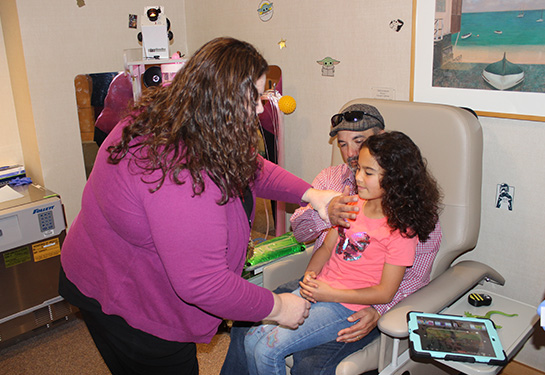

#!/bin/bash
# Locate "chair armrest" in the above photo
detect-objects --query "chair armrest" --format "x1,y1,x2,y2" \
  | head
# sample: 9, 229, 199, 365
378, 260, 505, 338
262, 245, 314, 291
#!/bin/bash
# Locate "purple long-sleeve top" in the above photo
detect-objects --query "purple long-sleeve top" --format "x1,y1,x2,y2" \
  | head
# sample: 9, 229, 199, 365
61, 120, 311, 343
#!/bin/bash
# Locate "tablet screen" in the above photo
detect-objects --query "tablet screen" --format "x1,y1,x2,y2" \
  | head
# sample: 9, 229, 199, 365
415, 315, 495, 357
407, 311, 507, 365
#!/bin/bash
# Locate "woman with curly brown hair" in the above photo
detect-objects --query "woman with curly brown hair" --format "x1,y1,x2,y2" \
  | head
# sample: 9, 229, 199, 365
244, 131, 441, 375
58, 37, 340, 375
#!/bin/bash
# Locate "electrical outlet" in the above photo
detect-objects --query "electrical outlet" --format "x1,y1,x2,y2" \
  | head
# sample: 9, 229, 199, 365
495, 183, 514, 211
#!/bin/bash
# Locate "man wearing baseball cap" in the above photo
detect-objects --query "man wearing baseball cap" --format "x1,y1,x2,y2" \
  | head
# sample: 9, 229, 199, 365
294, 103, 386, 240
221, 103, 441, 375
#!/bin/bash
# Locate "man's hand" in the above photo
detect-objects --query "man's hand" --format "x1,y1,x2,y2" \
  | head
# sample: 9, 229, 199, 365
328, 186, 359, 228
336, 306, 380, 343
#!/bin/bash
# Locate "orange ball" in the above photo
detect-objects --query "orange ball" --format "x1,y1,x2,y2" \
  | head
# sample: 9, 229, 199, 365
278, 95, 296, 114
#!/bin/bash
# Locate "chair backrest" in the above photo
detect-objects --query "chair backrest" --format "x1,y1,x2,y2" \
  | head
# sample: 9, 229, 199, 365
331, 99, 483, 280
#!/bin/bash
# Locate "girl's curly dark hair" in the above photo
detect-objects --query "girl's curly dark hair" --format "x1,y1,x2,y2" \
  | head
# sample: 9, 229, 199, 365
107, 37, 268, 205
362, 131, 442, 242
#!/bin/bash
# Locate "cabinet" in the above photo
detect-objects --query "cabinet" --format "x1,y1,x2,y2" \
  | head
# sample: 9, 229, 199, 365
0, 185, 75, 346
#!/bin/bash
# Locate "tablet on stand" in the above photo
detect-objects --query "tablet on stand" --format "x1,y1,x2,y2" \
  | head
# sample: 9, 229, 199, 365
407, 311, 507, 366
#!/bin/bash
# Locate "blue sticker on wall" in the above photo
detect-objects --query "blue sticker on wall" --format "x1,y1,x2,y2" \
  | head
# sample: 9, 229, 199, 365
495, 183, 514, 211
258, 1, 274, 22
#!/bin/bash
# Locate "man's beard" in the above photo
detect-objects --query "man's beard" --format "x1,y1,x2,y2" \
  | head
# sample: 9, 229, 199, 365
347, 156, 358, 172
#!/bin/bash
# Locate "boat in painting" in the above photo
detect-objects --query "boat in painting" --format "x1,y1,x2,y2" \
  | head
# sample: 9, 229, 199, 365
482, 53, 524, 90
461, 32, 472, 39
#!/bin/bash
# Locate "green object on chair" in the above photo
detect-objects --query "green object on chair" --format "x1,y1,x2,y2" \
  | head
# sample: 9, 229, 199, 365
245, 232, 305, 270
464, 310, 519, 329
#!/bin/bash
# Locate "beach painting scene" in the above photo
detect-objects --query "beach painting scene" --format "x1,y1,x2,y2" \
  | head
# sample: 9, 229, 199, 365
433, 0, 545, 92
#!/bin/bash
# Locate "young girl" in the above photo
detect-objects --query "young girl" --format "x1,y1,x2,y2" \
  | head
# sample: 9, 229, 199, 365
244, 131, 441, 375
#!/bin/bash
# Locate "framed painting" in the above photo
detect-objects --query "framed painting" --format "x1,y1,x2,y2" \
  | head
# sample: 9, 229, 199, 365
411, 0, 545, 121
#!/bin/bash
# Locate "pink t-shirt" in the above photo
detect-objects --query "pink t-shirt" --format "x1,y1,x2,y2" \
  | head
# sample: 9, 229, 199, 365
317, 199, 417, 311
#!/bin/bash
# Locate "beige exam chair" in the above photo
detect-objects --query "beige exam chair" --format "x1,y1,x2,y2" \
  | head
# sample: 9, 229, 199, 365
262, 99, 537, 375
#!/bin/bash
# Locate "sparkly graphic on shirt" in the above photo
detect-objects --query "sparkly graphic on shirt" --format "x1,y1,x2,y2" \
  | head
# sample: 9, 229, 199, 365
336, 227, 370, 261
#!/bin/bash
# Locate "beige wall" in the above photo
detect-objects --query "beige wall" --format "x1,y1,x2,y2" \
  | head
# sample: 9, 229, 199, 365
186, 1, 414, 183
459, 116, 545, 368
0, 17, 23, 167
2, 0, 544, 370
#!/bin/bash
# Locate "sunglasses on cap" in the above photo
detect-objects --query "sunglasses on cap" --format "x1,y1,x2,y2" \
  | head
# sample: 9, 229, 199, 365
330, 111, 384, 128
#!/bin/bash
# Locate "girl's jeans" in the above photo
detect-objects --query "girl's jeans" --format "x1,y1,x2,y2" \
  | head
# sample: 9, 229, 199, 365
244, 289, 357, 375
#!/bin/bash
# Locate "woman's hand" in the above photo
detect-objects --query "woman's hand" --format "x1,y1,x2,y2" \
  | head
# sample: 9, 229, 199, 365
265, 293, 311, 329
301, 188, 342, 222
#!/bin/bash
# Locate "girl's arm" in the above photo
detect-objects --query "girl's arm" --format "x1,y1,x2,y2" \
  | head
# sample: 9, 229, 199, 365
305, 228, 338, 275
299, 228, 338, 302
300, 263, 407, 305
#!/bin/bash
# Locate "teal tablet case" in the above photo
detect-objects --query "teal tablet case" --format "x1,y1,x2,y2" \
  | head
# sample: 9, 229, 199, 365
407, 311, 507, 366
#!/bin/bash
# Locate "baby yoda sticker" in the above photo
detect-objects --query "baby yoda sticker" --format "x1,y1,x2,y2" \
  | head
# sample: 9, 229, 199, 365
257, 1, 274, 22
317, 57, 340, 77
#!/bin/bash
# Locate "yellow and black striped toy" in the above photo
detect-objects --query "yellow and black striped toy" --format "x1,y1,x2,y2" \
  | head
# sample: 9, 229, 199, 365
468, 293, 492, 307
